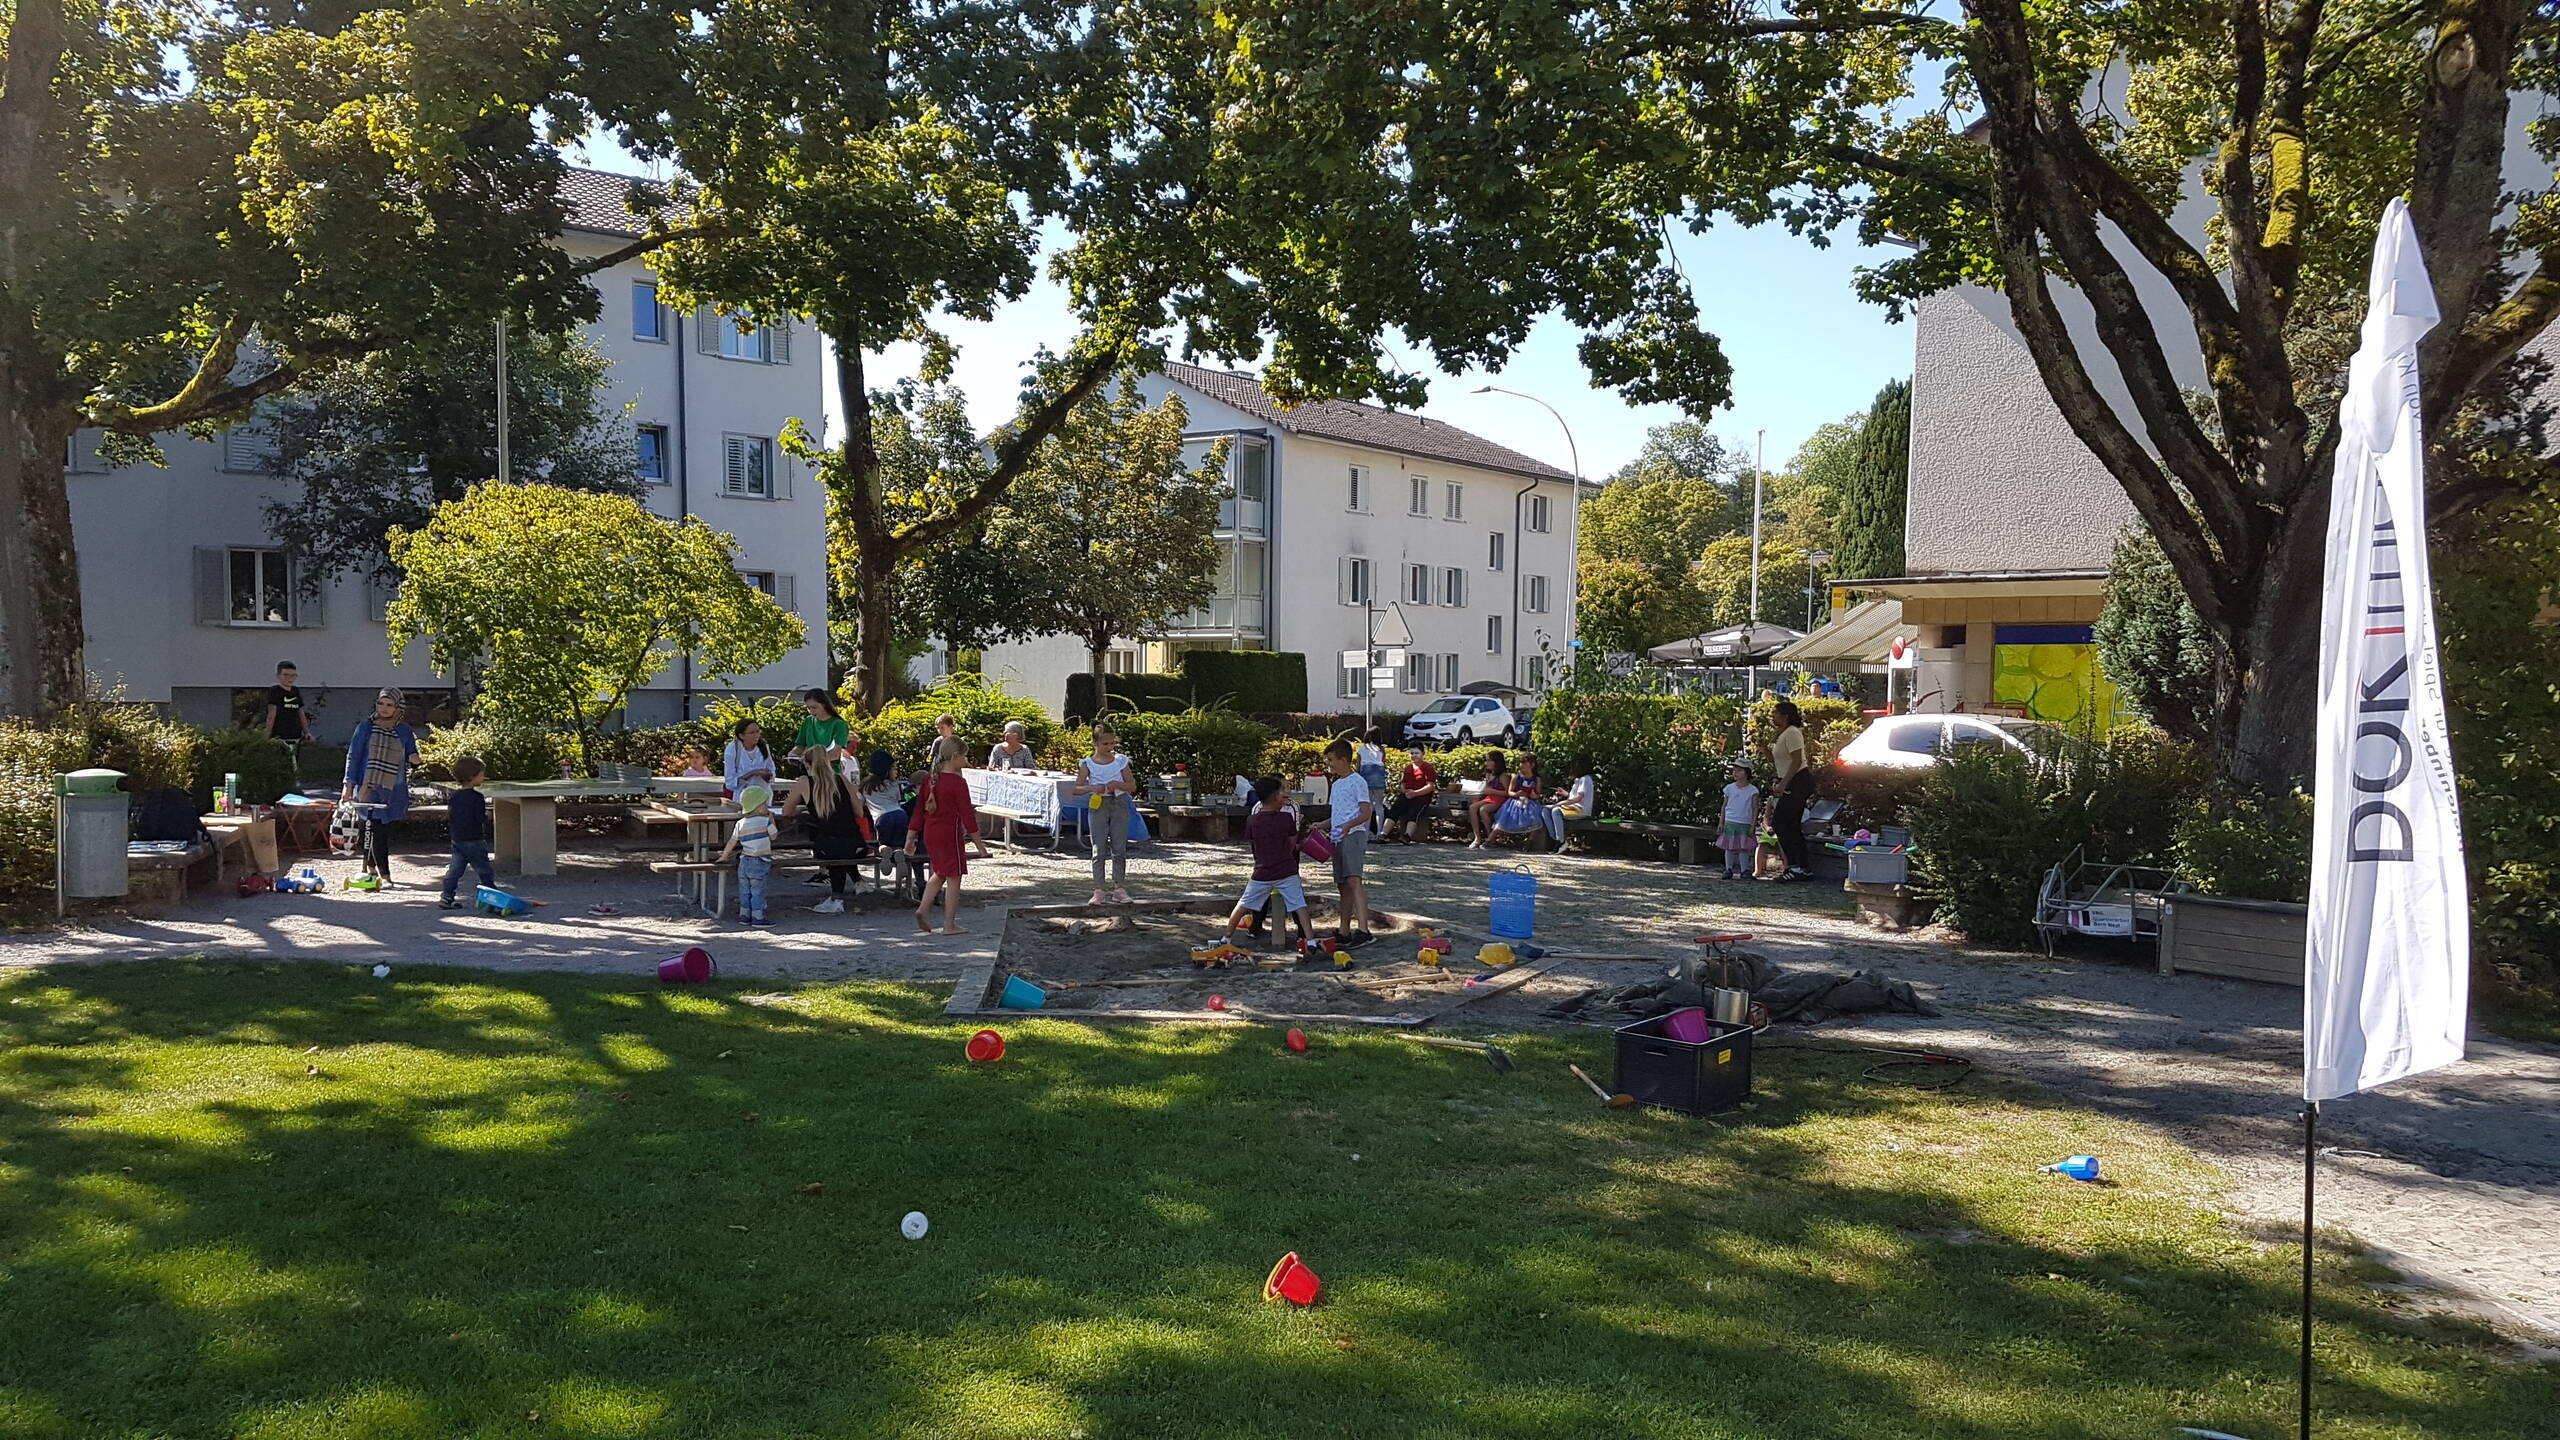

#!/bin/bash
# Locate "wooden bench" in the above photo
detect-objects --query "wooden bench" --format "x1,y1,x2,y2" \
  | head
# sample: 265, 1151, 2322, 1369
127, 839, 219, 908
619, 806, 695, 847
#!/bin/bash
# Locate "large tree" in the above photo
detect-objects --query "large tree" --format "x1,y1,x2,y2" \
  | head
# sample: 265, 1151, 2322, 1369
1578, 556, 1708, 654
262, 328, 640, 589
609, 2, 1734, 710
997, 382, 1226, 683
0, 0, 684, 717
1581, 420, 1743, 573
1206, 0, 2560, 788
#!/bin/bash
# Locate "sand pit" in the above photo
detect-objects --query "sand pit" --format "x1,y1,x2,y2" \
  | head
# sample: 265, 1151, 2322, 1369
948, 900, 1546, 1025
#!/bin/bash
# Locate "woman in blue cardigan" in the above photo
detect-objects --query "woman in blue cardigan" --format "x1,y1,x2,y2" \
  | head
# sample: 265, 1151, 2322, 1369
341, 688, 420, 886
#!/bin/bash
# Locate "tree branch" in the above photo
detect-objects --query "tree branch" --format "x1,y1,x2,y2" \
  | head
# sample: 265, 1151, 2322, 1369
1819, 143, 1991, 203
2306, 0, 2428, 93
893, 337, 1130, 553
1734, 11, 1943, 36
566, 223, 719, 279
2426, 254, 2560, 424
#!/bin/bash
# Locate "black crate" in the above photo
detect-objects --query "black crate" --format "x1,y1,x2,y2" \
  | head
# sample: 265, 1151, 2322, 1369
1612, 1010, 1754, 1115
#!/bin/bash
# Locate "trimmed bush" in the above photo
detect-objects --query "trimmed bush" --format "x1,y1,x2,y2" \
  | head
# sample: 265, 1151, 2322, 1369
1533, 690, 1742, 825
1096, 706, 1274, 788
189, 728, 301, 808
1905, 743, 2076, 945
1064, 672, 1192, 724
0, 690, 201, 912
1178, 650, 1307, 714
415, 721, 565, 783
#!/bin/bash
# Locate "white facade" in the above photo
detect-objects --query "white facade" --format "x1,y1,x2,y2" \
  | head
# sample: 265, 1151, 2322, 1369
980, 366, 1579, 716
67, 184, 830, 737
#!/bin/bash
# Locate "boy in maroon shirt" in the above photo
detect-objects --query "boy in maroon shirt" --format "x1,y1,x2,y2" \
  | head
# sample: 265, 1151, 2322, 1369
1226, 775, 1314, 951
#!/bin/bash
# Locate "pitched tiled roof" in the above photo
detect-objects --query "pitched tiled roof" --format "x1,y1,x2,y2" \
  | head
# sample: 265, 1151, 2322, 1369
1160, 361, 1574, 482
557, 165, 685, 238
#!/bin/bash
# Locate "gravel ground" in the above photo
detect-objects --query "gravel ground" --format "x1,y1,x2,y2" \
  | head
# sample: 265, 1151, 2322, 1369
6, 831, 2554, 1345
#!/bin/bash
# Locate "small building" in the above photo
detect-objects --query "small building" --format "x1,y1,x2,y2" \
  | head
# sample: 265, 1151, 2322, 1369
980, 362, 1584, 715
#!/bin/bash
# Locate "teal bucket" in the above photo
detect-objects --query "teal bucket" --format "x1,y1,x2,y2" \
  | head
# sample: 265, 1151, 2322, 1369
999, 975, 1047, 1010
1488, 867, 1538, 940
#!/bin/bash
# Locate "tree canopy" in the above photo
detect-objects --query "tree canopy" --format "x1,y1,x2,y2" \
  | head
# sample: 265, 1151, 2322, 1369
385, 484, 800, 767
262, 328, 640, 590
1577, 556, 1706, 655
1, 0, 673, 716
1195, 0, 2560, 786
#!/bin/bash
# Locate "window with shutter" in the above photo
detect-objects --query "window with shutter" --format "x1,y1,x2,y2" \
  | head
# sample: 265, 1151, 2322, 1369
1408, 475, 1428, 514
1404, 564, 1430, 605
1346, 465, 1368, 513
365, 574, 394, 624
1527, 574, 1549, 613
764, 321, 790, 365
1487, 615, 1503, 653
1339, 557, 1370, 606
220, 423, 278, 474
193, 548, 227, 626
1443, 652, 1459, 686
1445, 481, 1463, 519
1442, 568, 1465, 607
291, 559, 324, 629
696, 306, 722, 355
776, 574, 796, 612
722, 436, 773, 498
1488, 531, 1505, 571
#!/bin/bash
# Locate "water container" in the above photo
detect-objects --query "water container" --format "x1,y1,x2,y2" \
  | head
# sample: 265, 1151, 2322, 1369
1487, 866, 1537, 939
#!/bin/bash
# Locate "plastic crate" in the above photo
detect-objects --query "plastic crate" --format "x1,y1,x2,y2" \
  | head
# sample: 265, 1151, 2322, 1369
1612, 1010, 1754, 1115
1846, 849, 1909, 885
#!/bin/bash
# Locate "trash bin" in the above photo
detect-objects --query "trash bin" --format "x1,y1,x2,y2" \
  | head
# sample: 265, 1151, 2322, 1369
56, 768, 129, 912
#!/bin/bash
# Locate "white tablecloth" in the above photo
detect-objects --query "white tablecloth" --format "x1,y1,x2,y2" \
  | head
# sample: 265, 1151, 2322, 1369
963, 768, 1080, 831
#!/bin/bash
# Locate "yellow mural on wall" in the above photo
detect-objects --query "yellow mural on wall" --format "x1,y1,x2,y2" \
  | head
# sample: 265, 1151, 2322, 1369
1991, 643, 2121, 736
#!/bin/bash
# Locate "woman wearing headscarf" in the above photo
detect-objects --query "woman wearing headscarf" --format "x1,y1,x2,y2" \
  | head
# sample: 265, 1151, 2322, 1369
340, 687, 420, 887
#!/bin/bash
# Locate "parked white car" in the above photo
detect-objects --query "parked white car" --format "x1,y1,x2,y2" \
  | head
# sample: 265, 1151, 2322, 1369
1834, 713, 2060, 770
1403, 696, 1521, 748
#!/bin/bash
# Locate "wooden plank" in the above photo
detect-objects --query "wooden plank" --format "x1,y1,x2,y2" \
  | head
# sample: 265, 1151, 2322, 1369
1415, 961, 1553, 1024
2177, 895, 2310, 919
2180, 913, 2307, 944
2167, 940, 2304, 986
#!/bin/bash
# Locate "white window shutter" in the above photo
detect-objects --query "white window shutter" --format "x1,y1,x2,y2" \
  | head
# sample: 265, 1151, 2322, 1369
776, 574, 797, 612
193, 548, 227, 625
221, 423, 276, 474
723, 437, 747, 496
1338, 556, 1353, 606
696, 307, 722, 354
766, 321, 791, 365
771, 448, 792, 500
1347, 465, 1364, 512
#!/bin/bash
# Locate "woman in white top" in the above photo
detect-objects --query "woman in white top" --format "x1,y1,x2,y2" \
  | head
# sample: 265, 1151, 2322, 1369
722, 719, 774, 798
1767, 699, 1814, 882
1072, 721, 1138, 905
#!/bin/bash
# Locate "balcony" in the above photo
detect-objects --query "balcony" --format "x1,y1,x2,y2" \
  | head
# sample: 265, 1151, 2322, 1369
1166, 594, 1269, 636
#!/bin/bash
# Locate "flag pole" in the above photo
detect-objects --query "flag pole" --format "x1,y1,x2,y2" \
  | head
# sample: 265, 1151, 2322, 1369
2299, 1100, 2318, 1439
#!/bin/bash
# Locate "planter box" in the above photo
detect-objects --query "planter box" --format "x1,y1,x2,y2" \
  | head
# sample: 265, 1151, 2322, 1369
1845, 880, 1932, 931
2158, 895, 2308, 987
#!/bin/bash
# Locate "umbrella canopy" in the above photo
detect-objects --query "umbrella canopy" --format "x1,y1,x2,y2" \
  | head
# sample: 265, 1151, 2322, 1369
1771, 599, 1914, 670
1647, 622, 1806, 664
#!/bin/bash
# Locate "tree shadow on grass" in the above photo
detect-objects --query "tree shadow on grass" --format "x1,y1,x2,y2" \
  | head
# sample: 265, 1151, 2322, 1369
0, 960, 2550, 1439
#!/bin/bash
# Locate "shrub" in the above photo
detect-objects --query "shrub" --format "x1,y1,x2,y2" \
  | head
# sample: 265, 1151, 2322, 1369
1906, 743, 2080, 946
0, 686, 200, 910
1744, 692, 1866, 766
415, 721, 564, 783
1064, 672, 1191, 724
1037, 724, 1093, 772
2083, 725, 2206, 864
2173, 788, 2314, 903
1178, 650, 1308, 713
862, 674, 1056, 767
1097, 706, 1273, 786
1438, 744, 1510, 787
1257, 737, 1336, 783
189, 728, 300, 808
1534, 690, 1742, 824
591, 724, 712, 774
1251, 711, 1375, 739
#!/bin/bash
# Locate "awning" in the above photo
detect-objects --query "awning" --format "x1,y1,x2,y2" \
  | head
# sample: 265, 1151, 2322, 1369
1648, 622, 1805, 664
1772, 599, 1916, 669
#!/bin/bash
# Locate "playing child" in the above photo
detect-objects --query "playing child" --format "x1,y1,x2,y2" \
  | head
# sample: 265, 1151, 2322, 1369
1226, 776, 1314, 951
721, 784, 777, 925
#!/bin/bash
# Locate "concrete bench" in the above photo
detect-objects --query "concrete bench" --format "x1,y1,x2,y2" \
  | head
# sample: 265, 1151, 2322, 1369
1562, 818, 1724, 864
976, 804, 1047, 852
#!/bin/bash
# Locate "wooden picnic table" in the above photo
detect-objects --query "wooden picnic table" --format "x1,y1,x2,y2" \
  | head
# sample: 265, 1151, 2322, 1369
482, 776, 793, 876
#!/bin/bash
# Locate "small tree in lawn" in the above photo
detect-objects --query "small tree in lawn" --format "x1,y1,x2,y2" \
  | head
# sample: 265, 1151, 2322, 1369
1000, 382, 1224, 687
386, 485, 800, 770
263, 329, 641, 591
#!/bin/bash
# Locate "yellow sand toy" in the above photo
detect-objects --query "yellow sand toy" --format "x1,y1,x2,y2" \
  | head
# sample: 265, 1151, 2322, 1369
1414, 927, 1455, 967
1191, 942, 1251, 969
1477, 942, 1517, 968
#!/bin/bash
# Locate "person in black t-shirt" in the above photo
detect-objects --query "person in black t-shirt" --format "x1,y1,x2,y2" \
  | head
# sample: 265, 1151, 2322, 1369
262, 661, 307, 743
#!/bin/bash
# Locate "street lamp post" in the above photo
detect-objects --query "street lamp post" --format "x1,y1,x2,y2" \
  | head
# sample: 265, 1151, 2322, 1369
1747, 428, 1765, 698
1806, 549, 1831, 630
1469, 385, 1582, 669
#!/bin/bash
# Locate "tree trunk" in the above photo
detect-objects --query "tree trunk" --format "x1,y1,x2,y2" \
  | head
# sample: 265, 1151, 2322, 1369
0, 366, 83, 719
854, 546, 896, 711
1088, 632, 1112, 710
2215, 498, 2330, 791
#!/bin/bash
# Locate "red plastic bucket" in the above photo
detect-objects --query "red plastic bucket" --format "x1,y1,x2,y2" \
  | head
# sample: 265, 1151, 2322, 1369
966, 1029, 1005, 1063
1299, 829, 1335, 862
1263, 1251, 1321, 1306
656, 947, 715, 984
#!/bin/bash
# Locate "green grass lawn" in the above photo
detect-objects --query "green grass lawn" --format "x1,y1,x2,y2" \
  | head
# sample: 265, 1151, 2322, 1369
2, 962, 2550, 1439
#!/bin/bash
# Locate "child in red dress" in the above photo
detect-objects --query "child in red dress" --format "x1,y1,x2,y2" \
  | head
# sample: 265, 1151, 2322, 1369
908, 735, 976, 934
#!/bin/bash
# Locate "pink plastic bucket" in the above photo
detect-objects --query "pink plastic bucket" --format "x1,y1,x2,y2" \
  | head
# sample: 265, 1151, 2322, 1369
1299, 830, 1336, 862
1662, 1006, 1711, 1044
656, 947, 715, 984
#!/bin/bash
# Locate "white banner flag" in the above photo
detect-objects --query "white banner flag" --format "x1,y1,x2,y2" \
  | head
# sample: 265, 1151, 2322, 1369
2305, 198, 2470, 1102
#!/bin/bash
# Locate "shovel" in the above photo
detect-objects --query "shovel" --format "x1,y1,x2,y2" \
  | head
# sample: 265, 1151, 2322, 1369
1395, 1033, 1515, 1074
1568, 1063, 1635, 1108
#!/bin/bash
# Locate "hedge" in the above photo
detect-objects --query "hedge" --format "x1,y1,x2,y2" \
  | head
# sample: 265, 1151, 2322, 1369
1533, 690, 1742, 826
0, 694, 200, 914
1064, 672, 1193, 724
1179, 650, 1307, 713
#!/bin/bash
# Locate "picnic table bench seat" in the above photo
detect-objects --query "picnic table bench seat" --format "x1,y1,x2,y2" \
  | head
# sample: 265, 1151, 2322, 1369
974, 803, 1047, 851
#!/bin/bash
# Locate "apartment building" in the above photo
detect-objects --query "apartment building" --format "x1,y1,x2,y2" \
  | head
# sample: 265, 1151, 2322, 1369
981, 362, 1581, 715
66, 167, 830, 737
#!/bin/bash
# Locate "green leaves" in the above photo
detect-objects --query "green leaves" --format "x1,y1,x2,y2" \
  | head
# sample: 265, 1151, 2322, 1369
385, 484, 802, 753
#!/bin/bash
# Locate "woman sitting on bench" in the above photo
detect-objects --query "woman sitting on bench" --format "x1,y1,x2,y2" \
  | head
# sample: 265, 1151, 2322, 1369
780, 746, 871, 915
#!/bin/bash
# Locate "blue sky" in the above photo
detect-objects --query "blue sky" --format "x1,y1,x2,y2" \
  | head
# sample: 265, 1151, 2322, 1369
566, 138, 1915, 478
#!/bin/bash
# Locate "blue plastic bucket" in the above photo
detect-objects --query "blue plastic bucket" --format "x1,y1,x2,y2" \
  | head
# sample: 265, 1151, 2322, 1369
999, 975, 1047, 1010
1488, 867, 1538, 940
